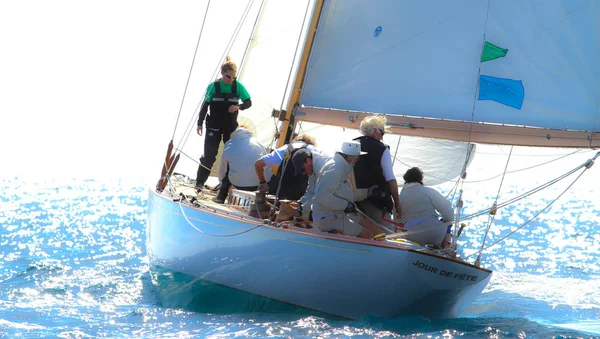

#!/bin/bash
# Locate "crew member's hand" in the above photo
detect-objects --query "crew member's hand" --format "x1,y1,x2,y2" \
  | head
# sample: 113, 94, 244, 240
394, 202, 402, 219
197, 126, 203, 136
228, 105, 240, 113
258, 182, 269, 192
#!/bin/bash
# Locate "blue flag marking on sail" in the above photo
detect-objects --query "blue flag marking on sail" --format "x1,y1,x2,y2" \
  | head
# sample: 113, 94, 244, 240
374, 26, 382, 38
478, 75, 524, 109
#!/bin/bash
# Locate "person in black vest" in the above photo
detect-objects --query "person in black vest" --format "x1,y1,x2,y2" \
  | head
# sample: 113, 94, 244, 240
353, 115, 401, 227
254, 134, 317, 200
195, 56, 252, 189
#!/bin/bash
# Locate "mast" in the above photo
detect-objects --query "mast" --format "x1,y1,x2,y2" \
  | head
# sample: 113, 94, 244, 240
275, 0, 325, 148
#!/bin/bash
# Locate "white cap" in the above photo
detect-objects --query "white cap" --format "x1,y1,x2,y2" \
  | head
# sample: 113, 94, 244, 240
338, 141, 367, 156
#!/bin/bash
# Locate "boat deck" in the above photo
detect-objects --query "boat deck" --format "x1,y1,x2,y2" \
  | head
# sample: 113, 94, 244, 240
162, 173, 465, 262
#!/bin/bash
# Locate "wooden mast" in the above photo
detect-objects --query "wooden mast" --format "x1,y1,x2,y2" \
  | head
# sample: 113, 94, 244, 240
275, 0, 325, 148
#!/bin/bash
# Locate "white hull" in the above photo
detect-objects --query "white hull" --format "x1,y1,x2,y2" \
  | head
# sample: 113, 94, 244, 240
147, 188, 492, 319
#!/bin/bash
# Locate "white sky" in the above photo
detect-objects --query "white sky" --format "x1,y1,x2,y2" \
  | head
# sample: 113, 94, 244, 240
0, 1, 261, 183
1, 0, 598, 196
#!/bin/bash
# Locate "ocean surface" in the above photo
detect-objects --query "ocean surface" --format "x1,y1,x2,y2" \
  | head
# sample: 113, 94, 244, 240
1, 149, 600, 338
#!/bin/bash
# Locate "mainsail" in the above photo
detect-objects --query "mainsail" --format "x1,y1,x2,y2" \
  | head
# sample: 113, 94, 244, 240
294, 0, 600, 148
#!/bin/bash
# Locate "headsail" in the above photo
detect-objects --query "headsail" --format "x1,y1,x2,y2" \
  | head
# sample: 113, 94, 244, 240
295, 0, 600, 148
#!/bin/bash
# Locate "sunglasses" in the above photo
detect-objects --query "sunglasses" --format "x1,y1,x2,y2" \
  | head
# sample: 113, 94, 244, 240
223, 73, 237, 80
378, 128, 385, 136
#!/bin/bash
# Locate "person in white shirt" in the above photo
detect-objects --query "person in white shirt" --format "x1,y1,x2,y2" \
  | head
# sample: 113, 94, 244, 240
214, 125, 270, 203
308, 141, 384, 239
397, 167, 454, 246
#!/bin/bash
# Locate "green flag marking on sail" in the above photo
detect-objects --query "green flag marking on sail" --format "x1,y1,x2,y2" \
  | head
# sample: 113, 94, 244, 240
481, 41, 508, 62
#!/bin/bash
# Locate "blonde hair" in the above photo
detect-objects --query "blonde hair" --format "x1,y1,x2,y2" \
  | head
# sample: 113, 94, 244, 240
237, 124, 253, 136
221, 56, 238, 74
359, 115, 388, 135
293, 133, 317, 146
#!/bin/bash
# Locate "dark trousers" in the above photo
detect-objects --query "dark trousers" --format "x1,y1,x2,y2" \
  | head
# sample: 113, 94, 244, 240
195, 123, 236, 187
216, 165, 257, 201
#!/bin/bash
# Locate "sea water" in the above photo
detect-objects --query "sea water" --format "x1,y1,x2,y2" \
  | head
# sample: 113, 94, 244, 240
1, 150, 600, 338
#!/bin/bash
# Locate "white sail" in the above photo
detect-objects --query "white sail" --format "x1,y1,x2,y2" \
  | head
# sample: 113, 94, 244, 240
236, 0, 312, 149
298, 121, 473, 186
295, 0, 600, 147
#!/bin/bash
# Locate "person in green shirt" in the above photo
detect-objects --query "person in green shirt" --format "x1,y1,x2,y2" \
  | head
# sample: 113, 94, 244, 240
195, 56, 252, 189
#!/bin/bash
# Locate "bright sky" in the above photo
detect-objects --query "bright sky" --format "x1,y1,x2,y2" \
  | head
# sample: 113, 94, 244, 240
0, 1, 258, 183
1, 0, 598, 196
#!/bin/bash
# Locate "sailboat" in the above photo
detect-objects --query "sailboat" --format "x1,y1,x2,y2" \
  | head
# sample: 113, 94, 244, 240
147, 0, 599, 319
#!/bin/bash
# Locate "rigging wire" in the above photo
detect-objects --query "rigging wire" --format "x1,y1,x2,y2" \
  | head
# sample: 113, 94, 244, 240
174, 0, 257, 167
449, 0, 492, 250
464, 158, 595, 260
463, 149, 583, 184
185, 0, 256, 144
474, 146, 513, 265
460, 154, 597, 222
278, 0, 313, 113
269, 0, 313, 150
170, 0, 212, 141
238, 0, 267, 77
391, 134, 402, 169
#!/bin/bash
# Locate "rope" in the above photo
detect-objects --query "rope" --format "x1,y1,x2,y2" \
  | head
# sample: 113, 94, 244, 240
167, 175, 267, 238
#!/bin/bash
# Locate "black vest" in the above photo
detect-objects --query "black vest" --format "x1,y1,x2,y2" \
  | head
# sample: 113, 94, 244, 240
353, 136, 393, 211
206, 81, 240, 129
267, 144, 309, 200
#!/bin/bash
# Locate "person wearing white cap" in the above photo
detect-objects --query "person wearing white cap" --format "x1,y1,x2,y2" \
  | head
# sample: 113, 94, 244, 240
309, 140, 384, 239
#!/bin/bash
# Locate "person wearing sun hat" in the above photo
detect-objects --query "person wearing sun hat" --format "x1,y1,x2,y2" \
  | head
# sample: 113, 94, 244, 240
307, 140, 384, 239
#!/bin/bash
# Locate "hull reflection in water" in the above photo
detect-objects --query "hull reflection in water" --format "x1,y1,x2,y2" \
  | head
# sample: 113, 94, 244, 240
149, 265, 320, 315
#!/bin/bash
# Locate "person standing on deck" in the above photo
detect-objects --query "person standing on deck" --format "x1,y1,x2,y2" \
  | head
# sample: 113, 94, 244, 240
195, 56, 252, 190
310, 141, 384, 240
353, 115, 401, 229
397, 167, 454, 247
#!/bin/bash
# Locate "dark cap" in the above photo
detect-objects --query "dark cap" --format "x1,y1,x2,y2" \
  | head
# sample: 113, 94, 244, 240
292, 148, 311, 176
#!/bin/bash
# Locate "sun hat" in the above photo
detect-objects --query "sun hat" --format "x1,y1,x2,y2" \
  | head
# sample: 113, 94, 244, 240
337, 141, 367, 156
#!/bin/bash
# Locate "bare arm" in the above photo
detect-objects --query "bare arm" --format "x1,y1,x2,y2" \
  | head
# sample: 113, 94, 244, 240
254, 159, 267, 183
387, 179, 401, 219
